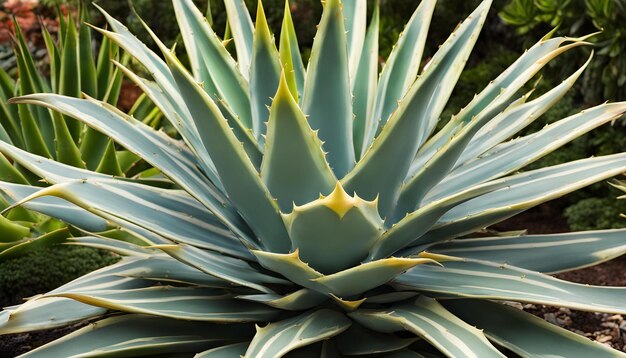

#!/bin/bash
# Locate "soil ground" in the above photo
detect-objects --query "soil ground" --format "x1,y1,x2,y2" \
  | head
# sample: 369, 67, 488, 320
1, 201, 625, 356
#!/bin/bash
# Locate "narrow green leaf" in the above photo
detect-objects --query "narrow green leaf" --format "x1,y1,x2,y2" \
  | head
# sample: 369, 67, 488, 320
0, 228, 69, 261
343, 0, 366, 86
249, 0, 281, 144
0, 213, 30, 242
95, 140, 123, 176
261, 73, 336, 212
302, 0, 354, 178
173, 0, 253, 129
0, 153, 28, 184
51, 111, 85, 168
278, 0, 305, 101
96, 35, 117, 99
59, 15, 82, 142
79, 22, 97, 97
245, 309, 351, 358
224, 0, 254, 79
352, 5, 379, 160
363, 0, 436, 151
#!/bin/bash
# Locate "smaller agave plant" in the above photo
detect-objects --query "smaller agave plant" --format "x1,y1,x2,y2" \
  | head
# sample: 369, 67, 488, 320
0, 7, 163, 258
2, 0, 626, 356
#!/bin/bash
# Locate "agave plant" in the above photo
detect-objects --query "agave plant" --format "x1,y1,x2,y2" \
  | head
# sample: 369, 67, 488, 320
0, 8, 164, 257
2, 0, 626, 356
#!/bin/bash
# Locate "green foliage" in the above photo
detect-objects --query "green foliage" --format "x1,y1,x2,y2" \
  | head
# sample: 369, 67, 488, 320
0, 245, 119, 308
565, 196, 626, 231
500, 0, 626, 103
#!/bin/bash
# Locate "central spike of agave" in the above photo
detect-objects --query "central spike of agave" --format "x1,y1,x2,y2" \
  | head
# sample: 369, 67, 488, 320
283, 182, 383, 273
2, 0, 626, 356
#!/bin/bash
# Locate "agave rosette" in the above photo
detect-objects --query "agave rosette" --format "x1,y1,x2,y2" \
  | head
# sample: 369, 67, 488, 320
1, 0, 626, 356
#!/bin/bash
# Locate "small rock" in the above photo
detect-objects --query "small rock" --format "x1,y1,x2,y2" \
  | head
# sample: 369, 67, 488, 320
597, 335, 614, 343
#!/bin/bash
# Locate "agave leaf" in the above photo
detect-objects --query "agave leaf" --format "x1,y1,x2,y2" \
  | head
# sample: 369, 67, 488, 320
454, 58, 589, 167
261, 73, 336, 212
20, 315, 254, 358
68, 236, 157, 257
429, 229, 626, 274
349, 296, 505, 358
92, 8, 224, 187
15, 53, 53, 158
352, 5, 379, 160
0, 69, 22, 147
311, 257, 438, 298
445, 300, 626, 358
95, 140, 123, 176
335, 324, 418, 356
399, 38, 588, 215
282, 182, 382, 273
109, 61, 224, 185
238, 289, 327, 311
14, 26, 54, 153
363, 0, 436, 150
407, 36, 587, 180
196, 342, 249, 357
368, 180, 506, 260
58, 14, 82, 143
395, 259, 626, 314
173, 0, 253, 129
79, 22, 97, 98
278, 0, 305, 101
41, 22, 60, 93
9, 179, 252, 259
51, 111, 85, 168
0, 181, 109, 232
425, 101, 626, 203
0, 297, 107, 334
157, 244, 289, 294
424, 153, 626, 243
47, 286, 277, 322
0, 153, 28, 184
95, 35, 117, 99
165, 47, 291, 253
10, 94, 254, 243
223, 0, 254, 79
343, 0, 366, 85
0, 214, 30, 243
253, 250, 436, 298
0, 228, 69, 261
343, 0, 490, 218
245, 309, 351, 358
249, 1, 281, 144
302, 0, 354, 178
